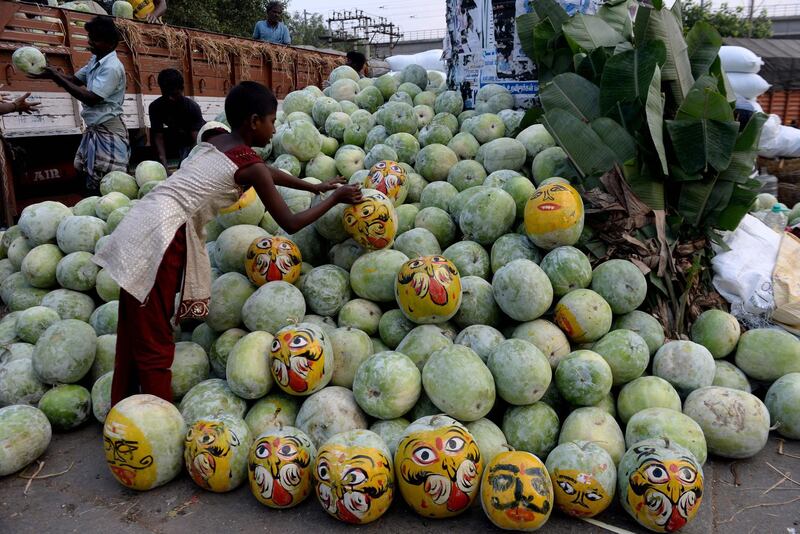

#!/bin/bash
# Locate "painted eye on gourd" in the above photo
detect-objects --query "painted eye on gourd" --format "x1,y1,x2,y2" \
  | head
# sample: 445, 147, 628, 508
289, 336, 308, 349
259, 238, 272, 249
278, 242, 292, 251
493, 474, 514, 491
444, 436, 465, 453
558, 480, 576, 495
343, 468, 368, 485
361, 205, 375, 217
317, 461, 330, 481
271, 339, 281, 352
412, 446, 437, 465
199, 433, 216, 445
255, 443, 270, 459
409, 259, 424, 269
585, 491, 603, 501
644, 464, 669, 484
678, 466, 697, 484
278, 444, 297, 458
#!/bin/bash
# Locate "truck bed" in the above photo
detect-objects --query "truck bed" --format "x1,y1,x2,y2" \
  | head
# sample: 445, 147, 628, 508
0, 0, 343, 223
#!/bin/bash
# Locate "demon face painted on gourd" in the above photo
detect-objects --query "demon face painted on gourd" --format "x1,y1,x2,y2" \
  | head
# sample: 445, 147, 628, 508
524, 182, 584, 250
364, 160, 408, 204
103, 412, 157, 490
248, 426, 316, 509
395, 415, 482, 518
314, 430, 394, 524
545, 440, 616, 518
270, 323, 333, 396
480, 451, 553, 531
342, 189, 398, 250
184, 416, 251, 493
245, 236, 303, 286
395, 256, 462, 324
618, 439, 704, 533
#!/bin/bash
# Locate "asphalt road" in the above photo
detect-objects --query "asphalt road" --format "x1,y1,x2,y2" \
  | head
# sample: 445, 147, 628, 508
1, 424, 799, 534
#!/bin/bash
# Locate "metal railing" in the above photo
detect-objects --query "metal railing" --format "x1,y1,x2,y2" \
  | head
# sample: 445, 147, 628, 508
372, 28, 446, 44
767, 3, 800, 18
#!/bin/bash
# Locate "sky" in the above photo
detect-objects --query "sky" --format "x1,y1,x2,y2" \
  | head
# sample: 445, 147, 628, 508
285, 0, 796, 36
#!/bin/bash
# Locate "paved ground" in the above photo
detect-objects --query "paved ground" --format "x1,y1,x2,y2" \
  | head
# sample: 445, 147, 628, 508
1, 425, 799, 534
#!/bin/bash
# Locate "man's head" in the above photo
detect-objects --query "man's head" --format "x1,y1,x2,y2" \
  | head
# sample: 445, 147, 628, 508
85, 16, 120, 57
266, 1, 284, 25
346, 51, 367, 74
157, 69, 184, 100
225, 81, 278, 146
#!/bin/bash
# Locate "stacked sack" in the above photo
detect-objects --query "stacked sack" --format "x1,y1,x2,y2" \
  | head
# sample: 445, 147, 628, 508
719, 45, 769, 109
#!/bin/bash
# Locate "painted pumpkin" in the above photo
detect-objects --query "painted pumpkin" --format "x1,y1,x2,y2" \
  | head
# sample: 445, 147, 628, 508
103, 394, 185, 491
365, 160, 408, 204
315, 429, 394, 524
395, 415, 482, 518
395, 255, 462, 324
618, 438, 704, 533
219, 186, 258, 214
270, 322, 333, 396
245, 236, 303, 286
545, 441, 616, 518
184, 415, 251, 492
480, 451, 553, 531
342, 189, 398, 250
524, 182, 584, 250
248, 426, 316, 508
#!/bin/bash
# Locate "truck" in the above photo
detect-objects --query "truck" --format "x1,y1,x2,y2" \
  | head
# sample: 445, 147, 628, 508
0, 0, 344, 225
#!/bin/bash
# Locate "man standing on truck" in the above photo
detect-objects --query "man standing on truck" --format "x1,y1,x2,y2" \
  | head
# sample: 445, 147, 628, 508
345, 51, 368, 77
149, 68, 205, 167
252, 1, 291, 45
31, 16, 129, 195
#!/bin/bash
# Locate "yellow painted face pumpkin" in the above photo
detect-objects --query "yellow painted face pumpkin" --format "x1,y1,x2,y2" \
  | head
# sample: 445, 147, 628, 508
395, 416, 482, 518
245, 236, 303, 286
103, 412, 157, 490
365, 160, 408, 203
480, 451, 553, 531
248, 427, 316, 509
620, 441, 704, 533
342, 189, 398, 250
315, 442, 394, 524
552, 469, 611, 518
524, 182, 584, 251
270, 323, 333, 396
184, 419, 245, 492
395, 255, 462, 324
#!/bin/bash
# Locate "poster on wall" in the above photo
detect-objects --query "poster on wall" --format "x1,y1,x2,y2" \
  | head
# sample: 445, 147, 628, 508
444, 0, 601, 108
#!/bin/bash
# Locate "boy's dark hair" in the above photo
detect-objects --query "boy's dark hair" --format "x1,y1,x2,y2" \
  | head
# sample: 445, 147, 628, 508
346, 51, 367, 71
85, 16, 120, 48
225, 81, 278, 128
157, 68, 184, 94
266, 1, 283, 12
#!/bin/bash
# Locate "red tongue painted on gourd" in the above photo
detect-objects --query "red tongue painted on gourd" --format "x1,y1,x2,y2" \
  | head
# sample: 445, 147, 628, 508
272, 482, 293, 507
288, 372, 308, 392
427, 277, 448, 306
446, 483, 470, 512
267, 261, 283, 281
666, 508, 687, 532
337, 500, 361, 524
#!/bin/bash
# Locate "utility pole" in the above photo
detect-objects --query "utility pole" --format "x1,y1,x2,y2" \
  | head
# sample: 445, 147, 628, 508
747, 0, 755, 37
326, 9, 402, 57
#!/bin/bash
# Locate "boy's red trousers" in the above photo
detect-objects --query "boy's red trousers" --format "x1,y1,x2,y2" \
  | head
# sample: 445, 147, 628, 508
110, 226, 186, 407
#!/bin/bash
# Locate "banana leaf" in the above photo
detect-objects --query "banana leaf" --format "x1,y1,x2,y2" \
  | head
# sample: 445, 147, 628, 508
575, 48, 609, 84
542, 108, 618, 177
532, 0, 569, 31
678, 177, 718, 225
563, 13, 625, 53
598, 0, 634, 39
623, 158, 666, 211
634, 4, 693, 104
592, 117, 636, 164
540, 72, 601, 122
599, 40, 666, 114
516, 13, 540, 61
646, 65, 669, 174
666, 75, 739, 174
718, 112, 767, 183
686, 21, 722, 79
716, 181, 761, 231
709, 57, 736, 103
